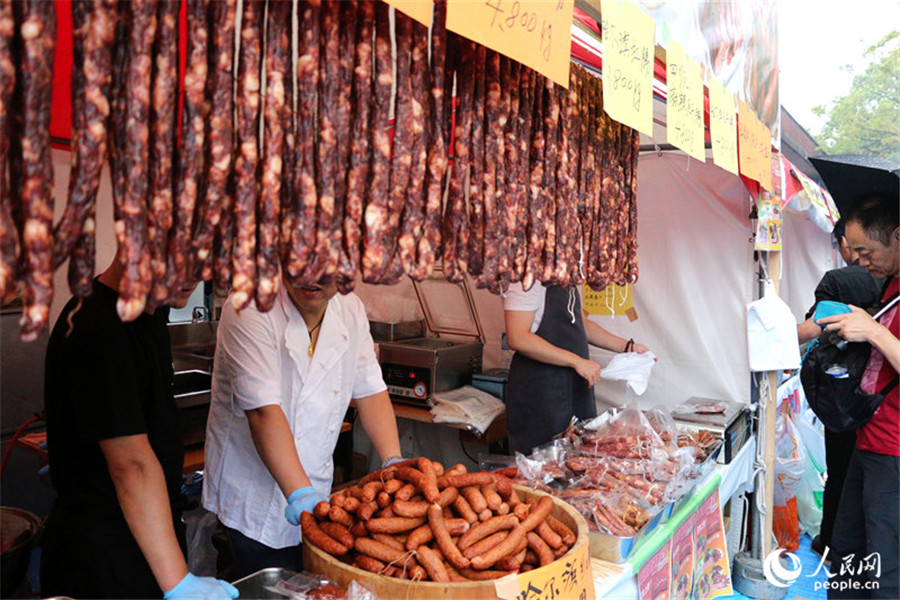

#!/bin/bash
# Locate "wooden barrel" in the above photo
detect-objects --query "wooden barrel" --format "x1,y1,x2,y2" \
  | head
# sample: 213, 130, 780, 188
304, 485, 590, 600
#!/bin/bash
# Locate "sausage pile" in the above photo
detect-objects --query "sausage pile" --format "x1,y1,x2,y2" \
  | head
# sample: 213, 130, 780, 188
509, 408, 718, 539
301, 458, 578, 582
0, 1, 640, 341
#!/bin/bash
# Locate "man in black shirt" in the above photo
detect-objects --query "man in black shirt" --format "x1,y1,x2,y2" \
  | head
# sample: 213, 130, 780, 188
41, 257, 238, 600
797, 218, 882, 559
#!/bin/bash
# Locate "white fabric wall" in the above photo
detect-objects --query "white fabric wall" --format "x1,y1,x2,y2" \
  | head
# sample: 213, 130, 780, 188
590, 153, 756, 410
779, 208, 835, 322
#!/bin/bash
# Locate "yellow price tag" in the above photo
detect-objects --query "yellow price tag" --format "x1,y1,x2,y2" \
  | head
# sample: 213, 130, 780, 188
737, 100, 757, 183
600, 0, 655, 135
446, 0, 574, 87
582, 283, 633, 317
757, 117, 773, 192
494, 540, 595, 600
384, 0, 433, 26
708, 79, 738, 175
665, 42, 705, 161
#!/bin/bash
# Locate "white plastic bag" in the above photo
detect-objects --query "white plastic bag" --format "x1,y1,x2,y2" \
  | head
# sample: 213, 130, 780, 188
600, 351, 657, 395
746, 281, 801, 371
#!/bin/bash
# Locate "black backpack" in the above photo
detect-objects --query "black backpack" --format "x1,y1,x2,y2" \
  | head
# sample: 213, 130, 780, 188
800, 291, 899, 432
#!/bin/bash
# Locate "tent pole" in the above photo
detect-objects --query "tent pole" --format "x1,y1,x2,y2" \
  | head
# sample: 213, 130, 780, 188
760, 251, 781, 558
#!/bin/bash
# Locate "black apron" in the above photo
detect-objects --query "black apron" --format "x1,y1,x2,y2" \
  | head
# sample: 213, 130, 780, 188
507, 285, 596, 454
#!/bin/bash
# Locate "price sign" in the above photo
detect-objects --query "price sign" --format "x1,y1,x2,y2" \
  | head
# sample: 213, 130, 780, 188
757, 116, 773, 192
692, 490, 734, 600
737, 99, 758, 183
583, 283, 636, 320
446, 0, 575, 87
637, 540, 671, 600
665, 41, 705, 161
493, 540, 595, 600
600, 0, 655, 135
708, 79, 738, 175
385, 0, 433, 26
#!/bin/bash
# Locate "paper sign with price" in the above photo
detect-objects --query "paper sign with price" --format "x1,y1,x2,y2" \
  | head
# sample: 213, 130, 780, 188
737, 99, 758, 184
600, 0, 655, 136
708, 79, 738, 175
385, 0, 433, 26
493, 539, 595, 600
582, 283, 636, 320
665, 41, 705, 161
756, 117, 773, 192
446, 0, 575, 87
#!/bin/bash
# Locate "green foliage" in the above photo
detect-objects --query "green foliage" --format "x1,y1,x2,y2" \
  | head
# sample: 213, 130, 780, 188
813, 31, 900, 163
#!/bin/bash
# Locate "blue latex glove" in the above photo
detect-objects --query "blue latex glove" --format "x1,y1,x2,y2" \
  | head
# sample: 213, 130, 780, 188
164, 573, 239, 600
284, 486, 329, 526
381, 456, 405, 469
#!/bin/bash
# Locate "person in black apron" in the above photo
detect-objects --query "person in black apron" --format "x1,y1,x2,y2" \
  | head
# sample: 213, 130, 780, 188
504, 285, 650, 455
41, 258, 238, 600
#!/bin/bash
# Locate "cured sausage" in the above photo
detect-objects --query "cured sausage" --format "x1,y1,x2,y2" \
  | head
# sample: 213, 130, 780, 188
343, 0, 374, 287
192, 0, 235, 283
355, 537, 414, 568
163, 0, 208, 300
301, 511, 350, 557
523, 75, 546, 291
416, 545, 450, 583
286, 0, 320, 282
230, 0, 263, 310
427, 503, 470, 570
354, 554, 387, 574
460, 486, 488, 513
53, 1, 112, 301
360, 1, 391, 282
546, 513, 576, 546
458, 514, 518, 550
112, 0, 156, 322
526, 531, 554, 566
539, 78, 560, 284
513, 67, 535, 283
333, 0, 358, 290
328, 505, 354, 528
437, 471, 494, 488
476, 50, 501, 290
365, 517, 425, 534
146, 0, 179, 308
395, 466, 439, 503
0, 0, 19, 301
257, 0, 289, 312
453, 494, 478, 524
413, 0, 447, 280
465, 44, 486, 278
320, 521, 355, 548
397, 18, 429, 278
461, 530, 508, 560
442, 37, 475, 282
379, 10, 413, 283
501, 59, 520, 282
302, 0, 340, 283
17, 0, 56, 340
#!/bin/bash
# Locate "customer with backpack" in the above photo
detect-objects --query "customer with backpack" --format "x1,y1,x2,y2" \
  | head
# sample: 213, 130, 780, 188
819, 194, 899, 599
797, 218, 882, 559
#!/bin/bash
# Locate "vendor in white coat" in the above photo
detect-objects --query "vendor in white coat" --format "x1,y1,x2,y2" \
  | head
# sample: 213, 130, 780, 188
202, 276, 402, 578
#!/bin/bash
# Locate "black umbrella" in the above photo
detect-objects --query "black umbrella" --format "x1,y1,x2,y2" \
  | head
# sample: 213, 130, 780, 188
809, 154, 900, 217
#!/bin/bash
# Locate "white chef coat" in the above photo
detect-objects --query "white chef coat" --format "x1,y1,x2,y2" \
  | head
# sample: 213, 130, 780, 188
202, 286, 386, 549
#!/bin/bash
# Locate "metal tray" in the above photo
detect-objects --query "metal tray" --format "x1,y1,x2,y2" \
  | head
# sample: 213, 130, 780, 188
231, 567, 300, 599
588, 506, 664, 564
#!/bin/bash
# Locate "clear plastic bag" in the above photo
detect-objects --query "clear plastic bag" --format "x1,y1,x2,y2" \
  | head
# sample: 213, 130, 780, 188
599, 351, 657, 394
773, 413, 805, 551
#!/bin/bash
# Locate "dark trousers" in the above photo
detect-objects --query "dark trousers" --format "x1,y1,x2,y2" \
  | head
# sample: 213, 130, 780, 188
829, 449, 899, 599
821, 428, 857, 548
222, 525, 304, 581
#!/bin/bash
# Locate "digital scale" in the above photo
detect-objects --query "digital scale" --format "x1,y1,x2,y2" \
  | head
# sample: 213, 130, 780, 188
376, 274, 484, 406
672, 397, 753, 464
